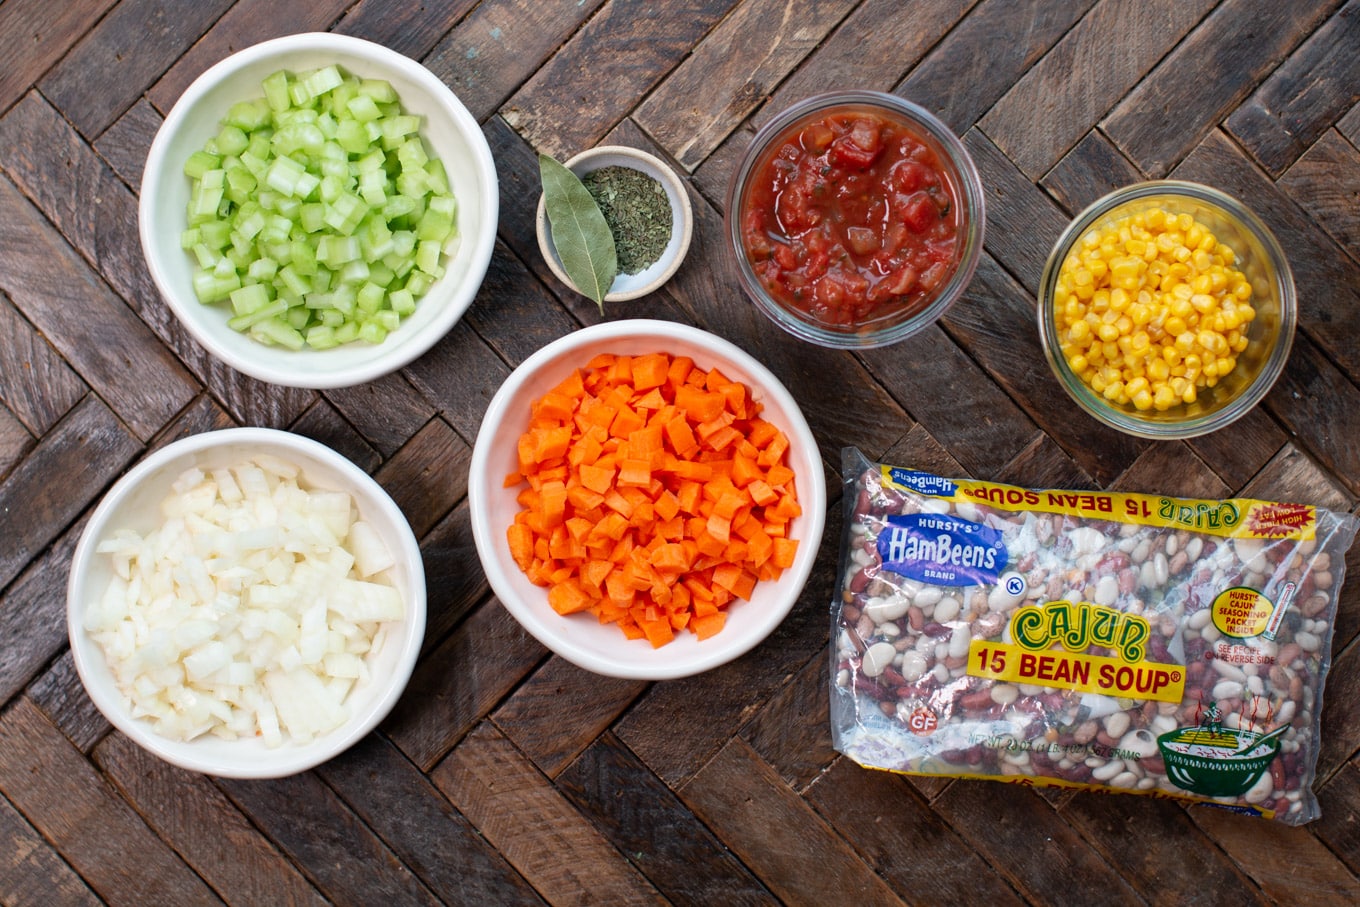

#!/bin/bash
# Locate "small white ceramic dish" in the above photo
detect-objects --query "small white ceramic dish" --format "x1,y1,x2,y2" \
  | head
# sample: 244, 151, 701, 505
140, 32, 498, 389
467, 319, 825, 680
67, 427, 426, 778
535, 146, 693, 302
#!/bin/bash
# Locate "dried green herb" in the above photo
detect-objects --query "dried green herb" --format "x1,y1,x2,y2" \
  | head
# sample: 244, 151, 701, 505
539, 154, 617, 310
581, 165, 673, 275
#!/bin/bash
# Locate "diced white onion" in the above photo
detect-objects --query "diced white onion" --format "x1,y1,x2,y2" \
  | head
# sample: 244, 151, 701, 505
86, 456, 403, 746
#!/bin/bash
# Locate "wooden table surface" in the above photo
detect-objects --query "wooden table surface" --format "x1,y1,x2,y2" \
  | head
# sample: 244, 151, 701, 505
2, 1, 1360, 904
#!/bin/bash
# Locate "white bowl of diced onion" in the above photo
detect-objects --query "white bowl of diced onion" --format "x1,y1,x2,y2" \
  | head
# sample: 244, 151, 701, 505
139, 32, 498, 389
67, 428, 426, 778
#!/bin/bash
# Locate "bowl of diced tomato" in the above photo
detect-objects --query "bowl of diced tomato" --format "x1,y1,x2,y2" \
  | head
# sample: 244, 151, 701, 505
726, 91, 985, 348
467, 320, 826, 680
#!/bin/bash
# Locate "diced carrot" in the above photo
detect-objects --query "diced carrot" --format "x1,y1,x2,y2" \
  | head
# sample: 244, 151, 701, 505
691, 612, 726, 640
632, 352, 670, 390
674, 385, 727, 423
505, 350, 801, 647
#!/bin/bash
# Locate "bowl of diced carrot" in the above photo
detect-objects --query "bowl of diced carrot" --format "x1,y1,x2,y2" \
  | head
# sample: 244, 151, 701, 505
468, 319, 826, 679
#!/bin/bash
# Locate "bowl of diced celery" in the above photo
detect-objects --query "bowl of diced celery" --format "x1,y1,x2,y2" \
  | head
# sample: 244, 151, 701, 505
140, 33, 498, 389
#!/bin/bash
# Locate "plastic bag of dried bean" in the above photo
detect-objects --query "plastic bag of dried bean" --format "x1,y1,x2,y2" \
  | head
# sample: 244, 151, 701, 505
830, 448, 1357, 824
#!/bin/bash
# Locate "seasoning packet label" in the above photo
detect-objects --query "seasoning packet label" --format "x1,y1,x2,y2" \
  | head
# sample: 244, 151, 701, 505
830, 448, 1358, 824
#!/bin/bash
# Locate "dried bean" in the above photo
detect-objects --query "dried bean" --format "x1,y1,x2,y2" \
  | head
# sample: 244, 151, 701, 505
831, 450, 1357, 825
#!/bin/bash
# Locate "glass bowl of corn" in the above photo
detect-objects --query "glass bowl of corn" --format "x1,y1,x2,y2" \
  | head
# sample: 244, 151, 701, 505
1037, 181, 1295, 439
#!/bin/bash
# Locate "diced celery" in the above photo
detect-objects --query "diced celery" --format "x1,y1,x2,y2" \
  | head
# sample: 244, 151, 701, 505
216, 125, 249, 157
359, 79, 398, 103
356, 281, 385, 313
249, 316, 306, 350
230, 282, 273, 317
306, 325, 338, 349
358, 320, 387, 345
262, 70, 292, 112
184, 150, 222, 180
181, 64, 456, 349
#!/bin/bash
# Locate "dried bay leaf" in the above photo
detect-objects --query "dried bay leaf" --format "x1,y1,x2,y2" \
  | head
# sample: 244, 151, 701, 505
539, 154, 617, 310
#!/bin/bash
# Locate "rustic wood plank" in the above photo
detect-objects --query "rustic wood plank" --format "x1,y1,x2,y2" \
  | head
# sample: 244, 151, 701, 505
218, 770, 442, 906
1314, 761, 1360, 876
1225, 1, 1360, 177
28, 650, 110, 754
1259, 335, 1360, 498
804, 758, 1025, 906
1111, 442, 1230, 500
897, 0, 1096, 134
324, 371, 438, 459
287, 397, 382, 475
1317, 639, 1360, 781
0, 175, 197, 440
384, 597, 546, 771
0, 405, 33, 484
493, 657, 648, 778
689, 0, 977, 202
634, 0, 858, 171
1339, 99, 1360, 147
1279, 128, 1360, 259
0, 789, 101, 907
1174, 128, 1360, 380
0, 291, 86, 437
502, 0, 739, 160
463, 238, 583, 365
1058, 793, 1269, 905
1188, 803, 1360, 903
0, 395, 140, 592
146, 0, 354, 115
739, 647, 835, 790
433, 721, 667, 904
980, 0, 1215, 179
94, 733, 328, 907
403, 320, 513, 444
95, 99, 161, 190
314, 732, 545, 904
994, 433, 1094, 491
0, 697, 222, 906
38, 0, 234, 138
334, 0, 477, 61
1102, 0, 1341, 176
0, 91, 316, 429
424, 0, 608, 123
0, 0, 117, 115
414, 499, 491, 652
939, 253, 1146, 485
372, 416, 468, 537
0, 514, 83, 707
962, 127, 1072, 297
858, 323, 1042, 479
613, 499, 839, 785
1040, 131, 1144, 216
555, 731, 778, 905
1184, 404, 1290, 493
1239, 443, 1355, 513
681, 737, 905, 905
932, 779, 1143, 905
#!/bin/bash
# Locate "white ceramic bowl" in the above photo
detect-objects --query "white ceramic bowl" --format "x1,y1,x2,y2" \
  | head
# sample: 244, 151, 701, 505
140, 33, 498, 389
468, 320, 825, 679
536, 146, 693, 301
67, 428, 426, 778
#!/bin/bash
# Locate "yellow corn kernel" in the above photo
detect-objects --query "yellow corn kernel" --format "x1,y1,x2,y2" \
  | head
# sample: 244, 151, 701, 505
1148, 358, 1170, 382
1068, 354, 1088, 373
1165, 316, 1188, 337
1153, 384, 1177, 410
1132, 389, 1153, 411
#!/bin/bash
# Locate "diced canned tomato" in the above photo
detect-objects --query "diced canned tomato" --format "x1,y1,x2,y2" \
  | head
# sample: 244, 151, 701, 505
741, 108, 960, 328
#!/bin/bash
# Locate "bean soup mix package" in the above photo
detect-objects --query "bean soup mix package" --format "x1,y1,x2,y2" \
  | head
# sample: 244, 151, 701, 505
830, 448, 1358, 823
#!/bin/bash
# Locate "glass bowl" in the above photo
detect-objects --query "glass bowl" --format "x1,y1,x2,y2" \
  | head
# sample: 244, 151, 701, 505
1037, 181, 1295, 439
725, 90, 985, 349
